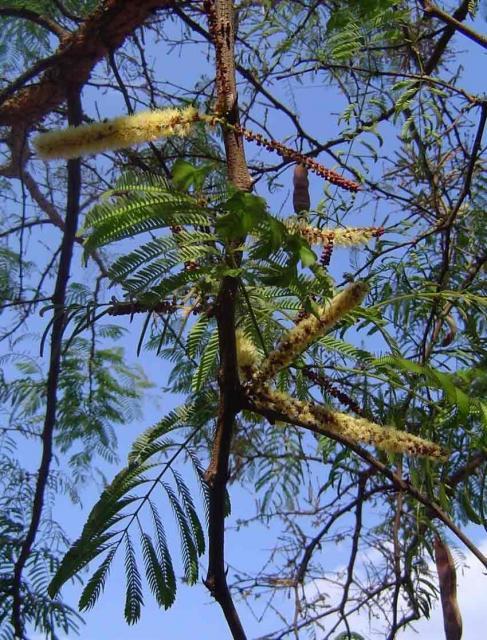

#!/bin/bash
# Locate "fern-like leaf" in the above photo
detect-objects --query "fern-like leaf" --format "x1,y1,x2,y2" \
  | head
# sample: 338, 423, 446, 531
172, 470, 205, 555
187, 448, 211, 523
78, 547, 116, 611
128, 404, 192, 465
48, 529, 121, 598
49, 464, 151, 597
191, 328, 219, 391
124, 533, 143, 624
84, 193, 212, 251
162, 482, 199, 584
141, 533, 175, 609
187, 314, 211, 358
149, 500, 176, 607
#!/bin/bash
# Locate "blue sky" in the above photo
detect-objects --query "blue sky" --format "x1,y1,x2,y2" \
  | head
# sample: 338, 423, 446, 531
15, 6, 487, 640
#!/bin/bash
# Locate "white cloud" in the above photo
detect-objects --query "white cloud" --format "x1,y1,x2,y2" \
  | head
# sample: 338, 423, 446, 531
304, 538, 487, 639
399, 538, 487, 640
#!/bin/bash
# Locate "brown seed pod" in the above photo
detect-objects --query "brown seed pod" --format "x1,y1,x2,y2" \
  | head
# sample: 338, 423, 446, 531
293, 164, 310, 214
441, 314, 458, 347
434, 536, 463, 640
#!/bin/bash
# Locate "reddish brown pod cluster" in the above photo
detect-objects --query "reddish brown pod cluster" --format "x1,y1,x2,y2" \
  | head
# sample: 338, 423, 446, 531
108, 299, 176, 316
232, 123, 360, 192
320, 241, 334, 266
304, 368, 365, 417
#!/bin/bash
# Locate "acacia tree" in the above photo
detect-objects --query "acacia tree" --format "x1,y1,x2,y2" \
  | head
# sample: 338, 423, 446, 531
0, 1, 486, 639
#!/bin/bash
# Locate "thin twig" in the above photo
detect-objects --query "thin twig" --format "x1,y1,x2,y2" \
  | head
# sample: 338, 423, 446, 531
11, 88, 82, 638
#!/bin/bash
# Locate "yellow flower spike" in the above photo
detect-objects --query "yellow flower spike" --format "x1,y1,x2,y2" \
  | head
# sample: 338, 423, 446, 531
253, 281, 368, 383
34, 105, 200, 160
250, 386, 447, 461
288, 222, 384, 248
235, 329, 259, 378
307, 404, 447, 460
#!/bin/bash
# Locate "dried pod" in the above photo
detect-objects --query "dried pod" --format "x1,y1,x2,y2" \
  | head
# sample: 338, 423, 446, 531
293, 164, 310, 215
434, 536, 462, 640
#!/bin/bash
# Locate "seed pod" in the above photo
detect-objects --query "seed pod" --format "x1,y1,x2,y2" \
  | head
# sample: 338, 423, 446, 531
293, 164, 310, 215
441, 314, 457, 347
434, 536, 462, 640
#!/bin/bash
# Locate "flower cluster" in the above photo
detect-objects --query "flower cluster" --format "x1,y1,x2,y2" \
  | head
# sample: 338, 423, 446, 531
34, 105, 200, 160
288, 222, 384, 248
235, 329, 260, 378
253, 281, 368, 384
250, 385, 447, 460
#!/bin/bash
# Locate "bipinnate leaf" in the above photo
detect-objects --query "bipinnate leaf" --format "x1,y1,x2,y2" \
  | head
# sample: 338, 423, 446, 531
162, 482, 199, 584
149, 500, 176, 608
172, 469, 205, 555
49, 464, 148, 597
141, 533, 175, 610
78, 547, 116, 611
124, 533, 144, 624
48, 530, 120, 599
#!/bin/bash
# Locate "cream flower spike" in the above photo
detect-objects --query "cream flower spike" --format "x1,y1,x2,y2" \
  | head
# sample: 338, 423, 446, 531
253, 281, 368, 384
235, 329, 260, 378
34, 105, 201, 160
251, 386, 447, 460
288, 221, 384, 247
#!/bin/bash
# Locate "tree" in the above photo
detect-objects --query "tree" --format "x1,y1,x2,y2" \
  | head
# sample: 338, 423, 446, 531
0, 1, 486, 639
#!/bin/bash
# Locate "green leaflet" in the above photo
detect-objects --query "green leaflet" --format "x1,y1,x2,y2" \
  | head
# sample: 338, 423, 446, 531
109, 235, 179, 281
83, 172, 215, 253
140, 533, 174, 609
318, 335, 375, 363
187, 314, 211, 359
79, 547, 116, 611
191, 328, 219, 391
162, 482, 199, 585
128, 404, 193, 465
48, 530, 121, 599
84, 203, 212, 251
374, 355, 472, 418
148, 500, 176, 608
124, 533, 143, 624
172, 469, 205, 556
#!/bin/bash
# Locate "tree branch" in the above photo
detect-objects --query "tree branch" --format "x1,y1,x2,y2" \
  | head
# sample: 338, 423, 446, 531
422, 0, 487, 50
244, 397, 487, 571
11, 88, 83, 639
0, 7, 68, 38
203, 1, 251, 639
0, 0, 174, 129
